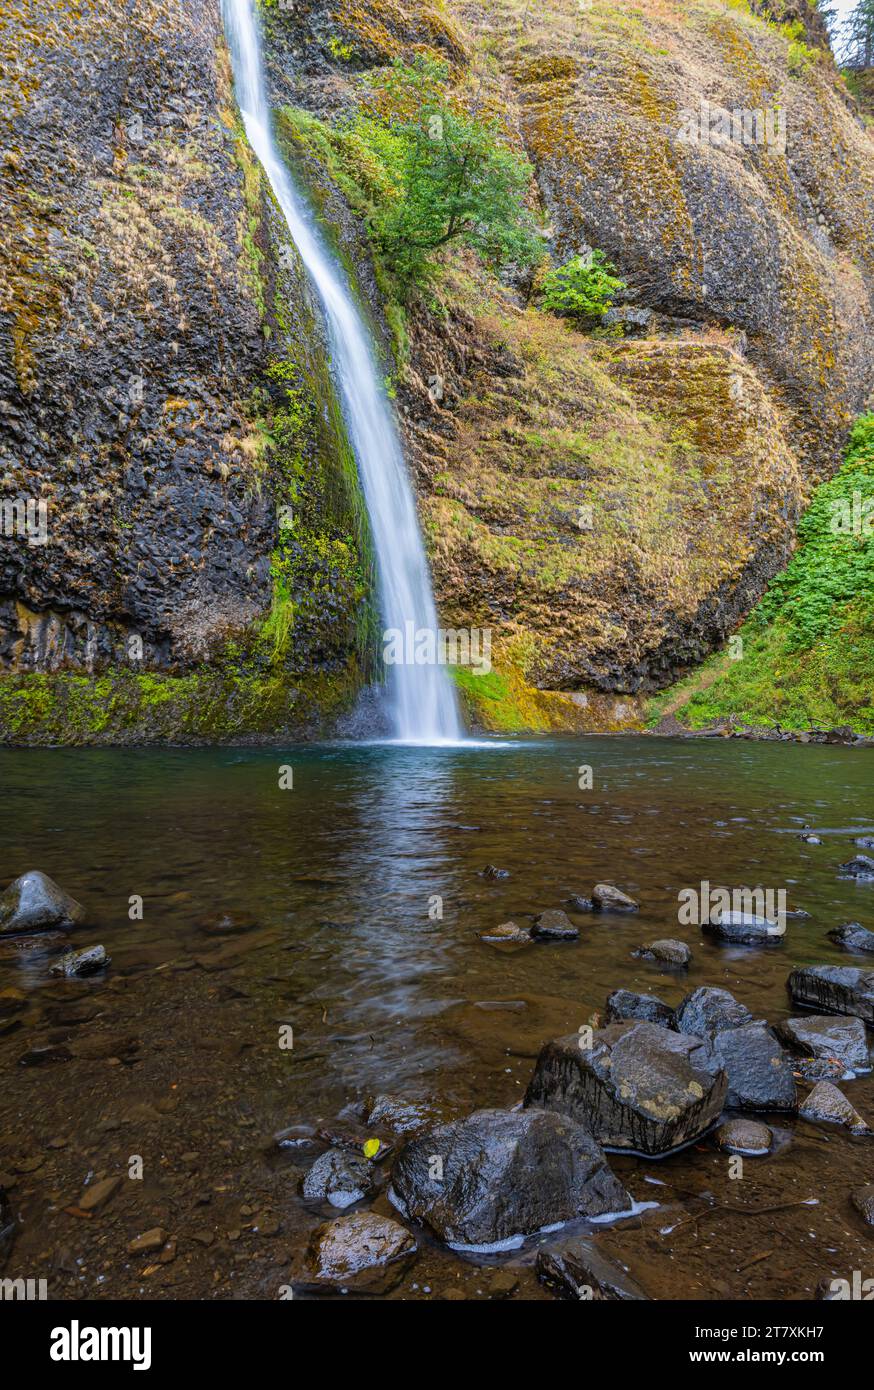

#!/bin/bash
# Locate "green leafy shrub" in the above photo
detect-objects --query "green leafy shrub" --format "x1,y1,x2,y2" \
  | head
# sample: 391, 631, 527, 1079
348, 59, 543, 283
539, 251, 627, 326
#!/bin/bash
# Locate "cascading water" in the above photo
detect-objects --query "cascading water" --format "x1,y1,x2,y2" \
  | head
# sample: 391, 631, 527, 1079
222, 0, 463, 744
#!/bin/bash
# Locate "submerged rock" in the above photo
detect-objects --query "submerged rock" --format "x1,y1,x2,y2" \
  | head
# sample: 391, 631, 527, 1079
531, 910, 578, 941
788, 965, 874, 1024
839, 855, 874, 880
480, 865, 510, 880
606, 989, 674, 1027
828, 922, 874, 955
714, 1118, 772, 1155
592, 884, 639, 913
632, 939, 691, 967
704, 909, 785, 944
674, 986, 753, 1037
524, 1022, 726, 1156
49, 944, 110, 978
390, 1108, 631, 1248
776, 1015, 869, 1076
0, 872, 85, 936
799, 1081, 870, 1133
855, 837, 874, 850
709, 1023, 796, 1112
361, 1095, 448, 1137
565, 895, 594, 913
850, 1185, 874, 1226
302, 1212, 416, 1293
481, 921, 532, 945
536, 1243, 649, 1300
301, 1151, 376, 1210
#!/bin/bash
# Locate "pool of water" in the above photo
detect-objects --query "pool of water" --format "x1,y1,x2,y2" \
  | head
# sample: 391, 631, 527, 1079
1, 737, 872, 1299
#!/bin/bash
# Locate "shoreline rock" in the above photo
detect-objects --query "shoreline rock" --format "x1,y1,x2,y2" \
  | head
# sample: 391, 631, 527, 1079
788, 965, 874, 1024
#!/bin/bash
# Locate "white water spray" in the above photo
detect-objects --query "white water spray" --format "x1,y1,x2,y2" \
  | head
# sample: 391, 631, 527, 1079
222, 0, 462, 743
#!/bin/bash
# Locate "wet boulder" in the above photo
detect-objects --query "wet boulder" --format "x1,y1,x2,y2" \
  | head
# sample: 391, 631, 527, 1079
776, 1015, 869, 1077
855, 837, 874, 850
565, 895, 594, 913
704, 908, 785, 944
674, 986, 753, 1037
49, 944, 110, 978
829, 922, 874, 955
633, 938, 691, 967
361, 1094, 449, 1137
536, 1242, 649, 1300
592, 884, 639, 913
839, 855, 874, 881
481, 921, 532, 945
480, 865, 510, 880
301, 1212, 416, 1293
709, 1022, 796, 1112
390, 1108, 631, 1248
799, 1081, 870, 1134
606, 989, 674, 1027
0, 872, 85, 936
714, 1117, 772, 1155
301, 1151, 376, 1210
788, 965, 874, 1024
531, 910, 578, 941
524, 1022, 726, 1156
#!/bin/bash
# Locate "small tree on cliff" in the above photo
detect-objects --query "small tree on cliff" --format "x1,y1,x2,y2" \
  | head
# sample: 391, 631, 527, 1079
353, 59, 542, 283
844, 0, 874, 67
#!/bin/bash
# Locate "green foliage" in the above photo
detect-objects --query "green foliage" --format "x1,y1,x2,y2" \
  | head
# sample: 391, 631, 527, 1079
539, 251, 627, 326
653, 416, 874, 733
752, 414, 874, 649
348, 58, 543, 283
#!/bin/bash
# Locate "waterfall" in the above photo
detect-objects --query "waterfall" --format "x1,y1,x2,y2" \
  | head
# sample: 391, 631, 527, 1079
222, 0, 463, 744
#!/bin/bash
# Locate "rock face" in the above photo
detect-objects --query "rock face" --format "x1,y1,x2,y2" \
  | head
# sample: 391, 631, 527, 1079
829, 923, 874, 954
301, 1151, 376, 1209
709, 1022, 797, 1112
674, 987, 753, 1037
0, 872, 85, 935
389, 1108, 631, 1247
606, 990, 674, 1027
788, 966, 874, 1024
777, 1015, 870, 1077
524, 1022, 727, 1156
536, 1243, 649, 1300
302, 1212, 417, 1293
0, 0, 373, 744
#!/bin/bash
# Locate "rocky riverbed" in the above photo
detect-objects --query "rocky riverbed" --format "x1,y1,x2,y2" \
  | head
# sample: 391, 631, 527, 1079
0, 737, 872, 1301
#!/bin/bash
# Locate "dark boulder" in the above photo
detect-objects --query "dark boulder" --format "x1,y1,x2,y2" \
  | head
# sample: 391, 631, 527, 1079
788, 965, 874, 1024
0, 872, 85, 935
839, 855, 874, 880
829, 922, 874, 955
301, 1212, 416, 1293
524, 1022, 726, 1156
536, 1242, 649, 1300
776, 1015, 869, 1077
301, 1151, 376, 1209
704, 909, 785, 945
390, 1108, 631, 1248
674, 986, 753, 1037
606, 989, 674, 1027
531, 910, 578, 941
709, 1022, 796, 1112
592, 884, 639, 913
